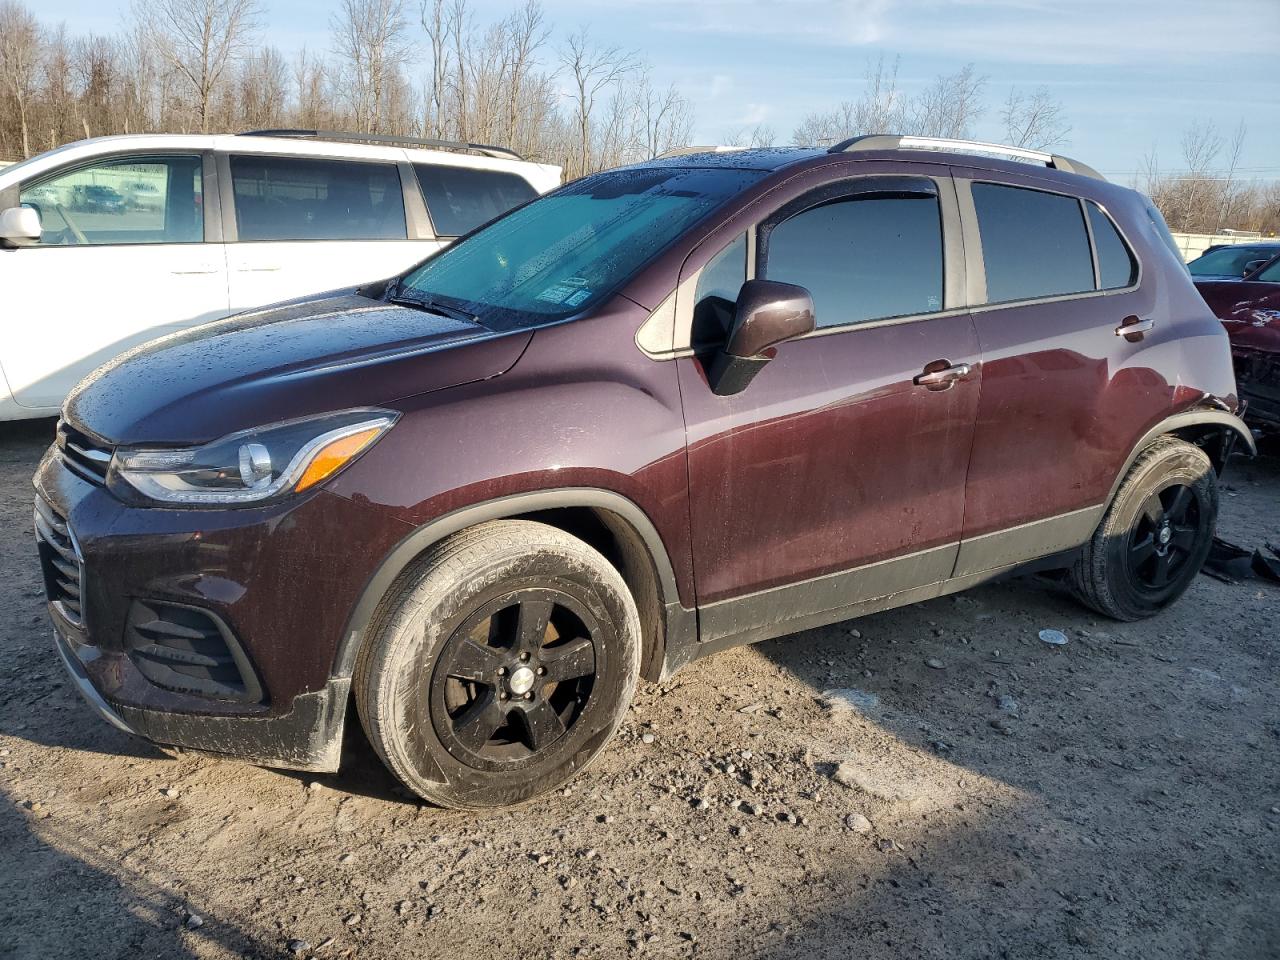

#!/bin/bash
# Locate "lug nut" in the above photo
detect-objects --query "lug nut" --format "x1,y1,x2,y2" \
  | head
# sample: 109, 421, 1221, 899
524, 691, 534, 701
536, 666, 546, 676
499, 691, 509, 701
497, 666, 507, 676
519, 652, 531, 663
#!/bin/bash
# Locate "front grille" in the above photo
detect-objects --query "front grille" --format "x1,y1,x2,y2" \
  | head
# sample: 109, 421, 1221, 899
34, 497, 84, 624
124, 601, 263, 703
55, 419, 113, 485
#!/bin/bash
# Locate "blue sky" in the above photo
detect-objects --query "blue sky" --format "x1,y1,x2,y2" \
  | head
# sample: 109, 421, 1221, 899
36, 0, 1280, 183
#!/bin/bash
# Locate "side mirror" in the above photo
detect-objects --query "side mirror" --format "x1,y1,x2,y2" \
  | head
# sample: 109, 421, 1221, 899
1242, 259, 1267, 277
709, 279, 815, 396
0, 206, 42, 247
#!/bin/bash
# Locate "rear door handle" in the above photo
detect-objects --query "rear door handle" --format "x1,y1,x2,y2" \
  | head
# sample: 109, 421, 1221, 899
914, 361, 972, 390
1116, 316, 1155, 339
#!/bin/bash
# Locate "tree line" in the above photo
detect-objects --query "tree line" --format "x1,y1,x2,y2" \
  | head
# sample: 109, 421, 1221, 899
0, 0, 1274, 234
0, 0, 694, 179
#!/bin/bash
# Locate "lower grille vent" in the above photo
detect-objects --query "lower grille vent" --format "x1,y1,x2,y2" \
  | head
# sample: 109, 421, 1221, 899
34, 497, 83, 624
124, 601, 263, 703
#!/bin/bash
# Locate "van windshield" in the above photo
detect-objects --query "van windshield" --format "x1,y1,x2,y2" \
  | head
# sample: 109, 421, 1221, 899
397, 166, 766, 331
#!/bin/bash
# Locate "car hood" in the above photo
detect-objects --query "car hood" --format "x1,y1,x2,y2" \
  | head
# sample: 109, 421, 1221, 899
1196, 279, 1280, 356
65, 294, 532, 445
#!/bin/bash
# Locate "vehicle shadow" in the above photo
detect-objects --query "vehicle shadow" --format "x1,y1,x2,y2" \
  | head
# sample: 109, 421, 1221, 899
0, 795, 278, 959
730, 448, 1280, 958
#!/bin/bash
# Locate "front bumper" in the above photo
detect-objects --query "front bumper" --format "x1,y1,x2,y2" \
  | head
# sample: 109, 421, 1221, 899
53, 627, 350, 771
35, 442, 411, 772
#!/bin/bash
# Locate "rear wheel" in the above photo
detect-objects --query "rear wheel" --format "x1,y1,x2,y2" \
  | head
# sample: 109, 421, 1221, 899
354, 520, 641, 809
1070, 436, 1218, 621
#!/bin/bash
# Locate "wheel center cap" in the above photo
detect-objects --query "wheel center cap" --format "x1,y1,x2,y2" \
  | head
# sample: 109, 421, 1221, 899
1158, 525, 1172, 545
508, 665, 536, 695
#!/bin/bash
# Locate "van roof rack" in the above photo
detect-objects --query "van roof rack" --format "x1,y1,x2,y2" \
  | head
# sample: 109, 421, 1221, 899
237, 129, 525, 162
828, 134, 1104, 181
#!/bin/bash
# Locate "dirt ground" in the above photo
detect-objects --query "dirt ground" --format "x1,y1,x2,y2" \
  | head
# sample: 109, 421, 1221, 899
1, 417, 1277, 960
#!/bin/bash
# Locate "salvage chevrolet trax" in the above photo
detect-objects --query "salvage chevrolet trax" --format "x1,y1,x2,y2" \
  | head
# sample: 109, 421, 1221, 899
36, 136, 1254, 809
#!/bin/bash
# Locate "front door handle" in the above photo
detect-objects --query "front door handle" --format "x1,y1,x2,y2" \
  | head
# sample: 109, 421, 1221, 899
1116, 316, 1155, 340
914, 360, 972, 391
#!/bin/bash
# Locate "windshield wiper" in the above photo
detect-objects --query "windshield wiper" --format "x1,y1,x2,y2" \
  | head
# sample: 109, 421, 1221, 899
389, 292, 481, 325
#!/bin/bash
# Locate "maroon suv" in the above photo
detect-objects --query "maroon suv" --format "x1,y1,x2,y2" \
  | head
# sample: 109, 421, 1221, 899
36, 135, 1252, 809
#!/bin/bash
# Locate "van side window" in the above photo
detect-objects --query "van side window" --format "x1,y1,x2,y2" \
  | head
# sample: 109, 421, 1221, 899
20, 156, 203, 246
230, 156, 407, 241
762, 194, 944, 328
414, 165, 537, 237
1086, 202, 1138, 289
972, 183, 1094, 303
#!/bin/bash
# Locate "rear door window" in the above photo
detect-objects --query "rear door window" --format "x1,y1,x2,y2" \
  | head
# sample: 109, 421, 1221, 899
1086, 202, 1137, 289
21, 155, 203, 245
972, 183, 1094, 303
230, 155, 407, 241
414, 164, 537, 237
761, 193, 944, 328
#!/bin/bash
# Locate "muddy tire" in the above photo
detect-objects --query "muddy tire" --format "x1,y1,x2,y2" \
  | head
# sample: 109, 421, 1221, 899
354, 520, 641, 809
1069, 436, 1218, 621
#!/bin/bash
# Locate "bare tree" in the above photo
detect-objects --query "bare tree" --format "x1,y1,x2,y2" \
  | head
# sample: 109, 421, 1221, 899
1001, 85, 1070, 150
561, 28, 636, 178
724, 123, 776, 148
331, 0, 413, 133
793, 55, 903, 146
908, 63, 985, 139
1217, 120, 1247, 227
134, 0, 262, 133
0, 0, 42, 157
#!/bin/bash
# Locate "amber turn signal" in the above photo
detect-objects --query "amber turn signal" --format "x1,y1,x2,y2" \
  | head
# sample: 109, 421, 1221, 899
295, 427, 385, 492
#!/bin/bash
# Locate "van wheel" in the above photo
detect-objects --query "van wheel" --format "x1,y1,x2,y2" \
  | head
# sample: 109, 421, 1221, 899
354, 520, 640, 809
1069, 437, 1218, 621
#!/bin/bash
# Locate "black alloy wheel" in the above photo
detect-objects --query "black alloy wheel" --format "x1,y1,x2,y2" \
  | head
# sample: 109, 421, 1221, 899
1125, 482, 1204, 598
430, 588, 601, 767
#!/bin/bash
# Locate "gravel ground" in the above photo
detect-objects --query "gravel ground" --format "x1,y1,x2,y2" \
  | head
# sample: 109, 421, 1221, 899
1, 417, 1277, 960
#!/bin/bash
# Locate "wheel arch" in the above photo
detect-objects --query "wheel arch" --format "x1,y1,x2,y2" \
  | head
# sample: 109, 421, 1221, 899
1107, 407, 1255, 505
333, 488, 693, 686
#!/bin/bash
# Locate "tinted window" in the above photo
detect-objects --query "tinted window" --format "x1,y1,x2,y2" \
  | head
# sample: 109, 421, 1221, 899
692, 233, 747, 345
973, 183, 1093, 303
1086, 202, 1137, 289
414, 164, 537, 237
400, 167, 765, 331
1188, 244, 1279, 278
230, 156, 406, 241
1257, 258, 1280, 283
21, 156, 203, 246
762, 194, 944, 327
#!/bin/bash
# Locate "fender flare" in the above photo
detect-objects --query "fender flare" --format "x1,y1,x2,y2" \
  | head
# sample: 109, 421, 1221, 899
1106, 407, 1256, 505
331, 487, 685, 680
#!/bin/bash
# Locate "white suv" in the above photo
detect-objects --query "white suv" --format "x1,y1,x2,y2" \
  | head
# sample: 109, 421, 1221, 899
0, 130, 561, 420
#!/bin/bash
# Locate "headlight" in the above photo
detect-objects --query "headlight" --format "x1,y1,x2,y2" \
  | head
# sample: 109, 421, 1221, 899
108, 409, 398, 506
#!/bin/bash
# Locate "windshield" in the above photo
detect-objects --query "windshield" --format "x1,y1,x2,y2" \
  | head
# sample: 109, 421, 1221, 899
1189, 245, 1278, 277
398, 166, 767, 331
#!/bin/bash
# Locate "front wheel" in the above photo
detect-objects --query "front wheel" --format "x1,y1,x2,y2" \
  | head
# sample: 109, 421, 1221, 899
1069, 436, 1218, 621
354, 520, 641, 809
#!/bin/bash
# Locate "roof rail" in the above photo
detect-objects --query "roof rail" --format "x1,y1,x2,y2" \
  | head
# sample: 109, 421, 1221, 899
237, 129, 525, 161
828, 134, 1104, 181
655, 145, 749, 159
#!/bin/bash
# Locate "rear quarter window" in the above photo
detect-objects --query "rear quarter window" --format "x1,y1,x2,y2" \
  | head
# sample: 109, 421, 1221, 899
1086, 202, 1138, 289
414, 165, 537, 238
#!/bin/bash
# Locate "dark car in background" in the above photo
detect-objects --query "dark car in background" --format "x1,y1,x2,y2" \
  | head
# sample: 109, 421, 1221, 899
1188, 242, 1280, 280
36, 135, 1252, 810
1196, 255, 1280, 431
